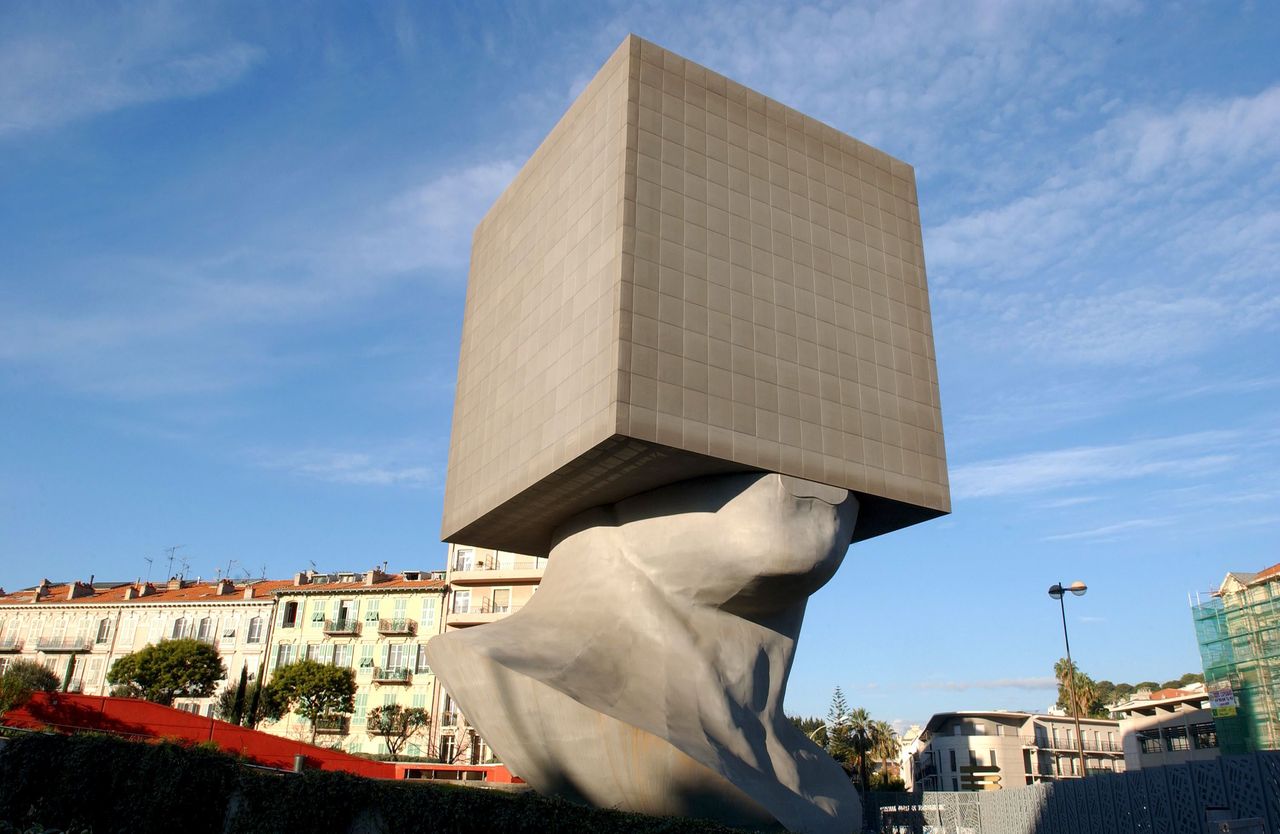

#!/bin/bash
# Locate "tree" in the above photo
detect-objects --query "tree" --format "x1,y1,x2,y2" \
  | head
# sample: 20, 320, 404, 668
823, 687, 855, 767
1053, 658, 1108, 719
846, 707, 876, 795
106, 639, 226, 706
870, 719, 900, 779
366, 704, 431, 760
265, 660, 356, 744
230, 665, 248, 725
0, 659, 60, 714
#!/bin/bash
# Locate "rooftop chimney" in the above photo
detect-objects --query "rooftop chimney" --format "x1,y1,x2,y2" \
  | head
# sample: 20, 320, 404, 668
166, 576, 183, 591
215, 578, 235, 596
243, 584, 255, 600
67, 581, 95, 600
293, 572, 308, 586
364, 568, 389, 586
137, 582, 157, 598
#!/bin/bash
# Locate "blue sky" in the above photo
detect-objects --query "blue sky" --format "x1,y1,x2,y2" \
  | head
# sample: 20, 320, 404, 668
2, 1, 1278, 730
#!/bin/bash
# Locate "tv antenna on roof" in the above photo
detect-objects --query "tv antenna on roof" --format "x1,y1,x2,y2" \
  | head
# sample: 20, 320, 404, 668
143, 556, 153, 583
164, 545, 185, 579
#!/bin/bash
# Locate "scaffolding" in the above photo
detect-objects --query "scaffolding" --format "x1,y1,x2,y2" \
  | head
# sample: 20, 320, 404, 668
1191, 571, 1280, 753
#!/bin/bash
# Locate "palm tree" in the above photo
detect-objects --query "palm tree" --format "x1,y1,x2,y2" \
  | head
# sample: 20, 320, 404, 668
846, 707, 875, 794
870, 720, 900, 786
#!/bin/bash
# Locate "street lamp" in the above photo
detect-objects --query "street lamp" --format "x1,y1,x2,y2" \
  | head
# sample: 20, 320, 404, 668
1048, 581, 1088, 779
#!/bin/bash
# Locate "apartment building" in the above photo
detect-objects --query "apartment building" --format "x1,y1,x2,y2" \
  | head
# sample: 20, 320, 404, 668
428, 543, 546, 764
1192, 560, 1280, 753
0, 576, 289, 715
265, 569, 446, 756
907, 710, 1124, 792
1109, 684, 1219, 770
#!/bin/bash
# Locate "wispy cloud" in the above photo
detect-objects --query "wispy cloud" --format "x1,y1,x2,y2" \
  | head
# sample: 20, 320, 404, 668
1042, 517, 1173, 542
914, 677, 1057, 692
0, 6, 263, 136
250, 447, 434, 488
951, 430, 1244, 499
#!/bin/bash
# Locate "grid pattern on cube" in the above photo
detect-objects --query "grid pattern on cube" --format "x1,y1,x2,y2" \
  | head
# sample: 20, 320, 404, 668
441, 40, 631, 539
617, 38, 948, 516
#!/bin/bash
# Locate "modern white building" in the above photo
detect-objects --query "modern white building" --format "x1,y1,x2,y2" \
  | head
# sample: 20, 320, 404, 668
1108, 684, 1219, 771
907, 710, 1124, 792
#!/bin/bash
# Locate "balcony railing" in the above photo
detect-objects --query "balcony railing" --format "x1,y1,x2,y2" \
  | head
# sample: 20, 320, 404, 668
378, 618, 416, 635
372, 667, 411, 684
440, 711, 459, 727
36, 637, 93, 653
1022, 735, 1124, 753
314, 716, 350, 735
323, 619, 361, 636
452, 598, 493, 615
0, 638, 22, 653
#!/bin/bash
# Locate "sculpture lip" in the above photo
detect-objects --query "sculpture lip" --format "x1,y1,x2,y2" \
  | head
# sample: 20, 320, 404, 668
779, 476, 850, 507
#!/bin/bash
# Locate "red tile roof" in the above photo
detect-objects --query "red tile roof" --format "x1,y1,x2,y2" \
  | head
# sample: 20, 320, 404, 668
0, 575, 443, 606
1250, 562, 1280, 585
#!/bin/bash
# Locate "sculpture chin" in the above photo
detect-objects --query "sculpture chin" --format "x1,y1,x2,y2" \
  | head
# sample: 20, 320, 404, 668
426, 472, 861, 834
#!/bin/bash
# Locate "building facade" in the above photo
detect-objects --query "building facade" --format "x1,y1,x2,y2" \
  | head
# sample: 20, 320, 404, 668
1109, 684, 1219, 770
426, 543, 546, 764
1192, 562, 1280, 753
0, 576, 288, 715
908, 711, 1124, 792
264, 569, 446, 756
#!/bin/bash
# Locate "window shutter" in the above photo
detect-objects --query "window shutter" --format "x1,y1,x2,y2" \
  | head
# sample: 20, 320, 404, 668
380, 644, 390, 669
409, 644, 419, 672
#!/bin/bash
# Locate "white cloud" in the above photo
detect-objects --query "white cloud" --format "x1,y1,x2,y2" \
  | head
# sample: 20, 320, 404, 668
251, 447, 434, 488
914, 677, 1057, 692
951, 430, 1245, 499
1042, 517, 1172, 542
0, 6, 263, 136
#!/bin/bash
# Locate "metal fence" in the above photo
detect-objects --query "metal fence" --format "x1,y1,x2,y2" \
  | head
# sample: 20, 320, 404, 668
866, 751, 1280, 834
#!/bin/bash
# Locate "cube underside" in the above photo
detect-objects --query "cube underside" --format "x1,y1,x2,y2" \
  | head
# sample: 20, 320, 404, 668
442, 36, 949, 556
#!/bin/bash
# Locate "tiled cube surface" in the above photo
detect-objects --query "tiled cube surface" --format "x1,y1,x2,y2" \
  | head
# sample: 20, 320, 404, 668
443, 36, 949, 555
441, 39, 631, 547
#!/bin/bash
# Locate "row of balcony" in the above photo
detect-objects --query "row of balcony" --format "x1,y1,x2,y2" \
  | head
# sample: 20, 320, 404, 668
1021, 736, 1124, 753
277, 618, 420, 636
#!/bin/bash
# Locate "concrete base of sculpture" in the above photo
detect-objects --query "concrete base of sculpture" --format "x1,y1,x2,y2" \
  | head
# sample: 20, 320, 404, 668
426, 473, 861, 833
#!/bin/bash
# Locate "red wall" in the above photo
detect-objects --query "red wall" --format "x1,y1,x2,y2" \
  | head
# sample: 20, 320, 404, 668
3, 692, 393, 778
3, 693, 521, 783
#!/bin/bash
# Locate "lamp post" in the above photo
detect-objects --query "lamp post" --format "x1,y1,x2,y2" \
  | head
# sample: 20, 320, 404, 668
1049, 581, 1088, 779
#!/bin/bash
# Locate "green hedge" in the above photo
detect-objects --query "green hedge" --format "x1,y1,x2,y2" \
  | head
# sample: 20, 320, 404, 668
0, 733, 753, 834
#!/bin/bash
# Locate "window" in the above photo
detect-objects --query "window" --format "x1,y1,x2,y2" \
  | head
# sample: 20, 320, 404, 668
974, 722, 987, 735
359, 644, 374, 668
949, 750, 956, 771
383, 693, 397, 708
333, 644, 353, 668
197, 617, 213, 642
1164, 726, 1190, 751
387, 644, 407, 671
171, 617, 187, 639
1192, 722, 1218, 749
454, 548, 474, 572
364, 600, 381, 623
1138, 729, 1162, 755
274, 643, 295, 669
422, 597, 438, 629
452, 590, 471, 614
393, 599, 407, 620
281, 602, 298, 628
353, 694, 367, 724
310, 600, 326, 624
95, 618, 111, 644
951, 777, 958, 791
246, 617, 263, 643
416, 645, 431, 674
411, 693, 426, 709
492, 588, 512, 614
440, 735, 456, 763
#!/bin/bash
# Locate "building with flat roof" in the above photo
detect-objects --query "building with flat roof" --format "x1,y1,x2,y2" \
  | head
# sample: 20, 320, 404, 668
427, 544, 545, 766
1108, 684, 1219, 770
907, 710, 1123, 792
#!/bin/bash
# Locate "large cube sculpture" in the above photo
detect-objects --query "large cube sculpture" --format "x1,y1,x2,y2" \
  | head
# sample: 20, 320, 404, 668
442, 35, 949, 555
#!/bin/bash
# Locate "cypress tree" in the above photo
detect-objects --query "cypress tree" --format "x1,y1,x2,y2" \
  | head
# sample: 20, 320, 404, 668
231, 665, 248, 725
